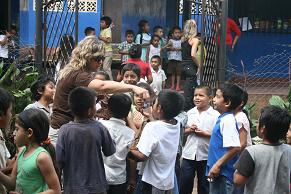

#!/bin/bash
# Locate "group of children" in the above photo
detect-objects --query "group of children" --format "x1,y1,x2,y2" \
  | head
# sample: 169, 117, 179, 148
0, 16, 290, 194
92, 17, 185, 92
0, 73, 290, 194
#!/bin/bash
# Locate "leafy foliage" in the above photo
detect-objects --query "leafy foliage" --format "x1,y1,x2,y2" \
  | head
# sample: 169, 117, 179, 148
0, 62, 38, 114
269, 95, 291, 113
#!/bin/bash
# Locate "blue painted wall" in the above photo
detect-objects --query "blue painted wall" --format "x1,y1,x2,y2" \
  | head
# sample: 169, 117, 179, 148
19, 0, 101, 46
230, 32, 291, 78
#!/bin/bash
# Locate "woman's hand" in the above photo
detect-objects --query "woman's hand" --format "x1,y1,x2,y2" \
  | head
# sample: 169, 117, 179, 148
132, 86, 149, 100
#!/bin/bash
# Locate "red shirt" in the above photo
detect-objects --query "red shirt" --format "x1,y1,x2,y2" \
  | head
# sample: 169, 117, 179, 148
123, 58, 152, 79
218, 18, 241, 46
226, 18, 241, 45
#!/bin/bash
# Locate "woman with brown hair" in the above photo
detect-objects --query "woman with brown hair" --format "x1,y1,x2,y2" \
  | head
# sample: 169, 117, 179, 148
50, 36, 148, 145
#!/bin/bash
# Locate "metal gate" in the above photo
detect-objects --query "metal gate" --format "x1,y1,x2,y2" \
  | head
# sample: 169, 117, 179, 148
35, 0, 78, 77
181, 0, 220, 90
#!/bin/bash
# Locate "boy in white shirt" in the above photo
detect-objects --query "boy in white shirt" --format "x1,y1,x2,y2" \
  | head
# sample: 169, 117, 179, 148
100, 93, 135, 194
129, 90, 184, 194
150, 55, 167, 95
181, 85, 220, 194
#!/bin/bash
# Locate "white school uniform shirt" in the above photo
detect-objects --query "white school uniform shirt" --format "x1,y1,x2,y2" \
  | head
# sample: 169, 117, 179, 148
235, 111, 252, 146
182, 106, 220, 161
148, 44, 161, 61
0, 35, 8, 58
150, 67, 167, 94
100, 118, 135, 185
168, 39, 182, 61
0, 130, 10, 193
137, 120, 180, 190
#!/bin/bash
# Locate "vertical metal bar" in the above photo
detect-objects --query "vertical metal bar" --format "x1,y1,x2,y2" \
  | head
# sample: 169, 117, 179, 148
35, 0, 44, 75
218, 0, 228, 87
183, 0, 191, 25
44, 0, 48, 68
8, 0, 11, 30
75, 0, 79, 45
200, 0, 206, 84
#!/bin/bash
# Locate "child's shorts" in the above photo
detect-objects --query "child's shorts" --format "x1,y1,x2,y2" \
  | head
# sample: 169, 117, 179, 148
167, 60, 182, 75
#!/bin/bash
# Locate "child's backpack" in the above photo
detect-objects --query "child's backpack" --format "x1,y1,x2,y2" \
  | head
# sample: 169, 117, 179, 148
134, 33, 144, 44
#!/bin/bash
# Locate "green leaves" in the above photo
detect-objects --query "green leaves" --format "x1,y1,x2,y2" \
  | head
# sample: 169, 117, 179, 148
0, 63, 38, 114
269, 95, 290, 110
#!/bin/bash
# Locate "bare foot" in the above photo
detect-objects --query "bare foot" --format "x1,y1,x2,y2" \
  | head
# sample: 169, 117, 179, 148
176, 86, 182, 91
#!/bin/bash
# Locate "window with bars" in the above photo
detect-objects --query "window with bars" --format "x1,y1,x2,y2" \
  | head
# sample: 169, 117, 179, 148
34, 0, 97, 13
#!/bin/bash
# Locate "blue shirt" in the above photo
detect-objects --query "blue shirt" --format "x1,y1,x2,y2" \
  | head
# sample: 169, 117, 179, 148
206, 112, 240, 182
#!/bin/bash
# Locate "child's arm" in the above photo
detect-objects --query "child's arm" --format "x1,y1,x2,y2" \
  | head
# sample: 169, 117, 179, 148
194, 128, 211, 138
146, 68, 153, 84
234, 148, 255, 186
99, 36, 112, 44
37, 152, 61, 194
239, 126, 248, 150
119, 50, 129, 55
128, 148, 148, 162
162, 81, 166, 90
208, 147, 240, 179
184, 124, 197, 134
234, 170, 248, 186
118, 44, 127, 55
0, 160, 17, 190
127, 158, 137, 193
146, 46, 150, 63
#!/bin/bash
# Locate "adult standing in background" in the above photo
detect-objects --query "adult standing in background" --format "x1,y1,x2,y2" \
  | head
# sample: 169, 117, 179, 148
50, 36, 149, 146
225, 18, 241, 51
217, 17, 241, 80
182, 19, 200, 111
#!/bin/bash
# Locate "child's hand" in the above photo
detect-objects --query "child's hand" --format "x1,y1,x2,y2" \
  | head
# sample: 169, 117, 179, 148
194, 128, 209, 137
208, 163, 221, 179
185, 124, 197, 134
127, 180, 136, 194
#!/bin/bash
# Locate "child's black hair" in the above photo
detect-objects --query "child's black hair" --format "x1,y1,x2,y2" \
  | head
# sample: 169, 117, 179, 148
157, 90, 185, 120
125, 30, 134, 37
171, 26, 181, 33
0, 87, 14, 116
195, 84, 212, 96
94, 70, 110, 80
153, 26, 163, 33
101, 16, 112, 27
69, 87, 96, 119
30, 77, 55, 101
219, 84, 244, 111
258, 105, 291, 143
150, 35, 160, 44
151, 55, 161, 63
138, 19, 149, 33
108, 94, 132, 119
121, 63, 141, 79
128, 44, 142, 59
16, 108, 58, 174
84, 26, 95, 36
